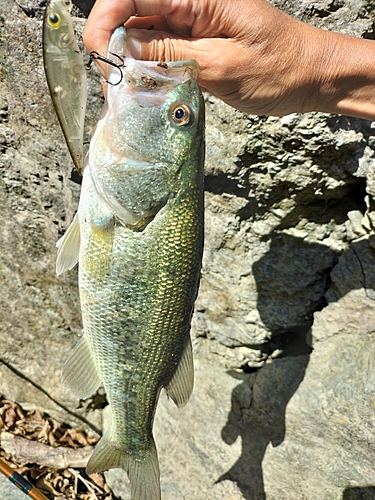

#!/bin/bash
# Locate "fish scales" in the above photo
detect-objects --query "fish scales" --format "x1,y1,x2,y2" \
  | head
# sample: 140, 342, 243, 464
54, 26, 205, 500
80, 169, 203, 454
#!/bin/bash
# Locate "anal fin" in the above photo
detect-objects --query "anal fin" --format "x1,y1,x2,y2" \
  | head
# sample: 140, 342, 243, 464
56, 212, 80, 275
61, 334, 101, 399
164, 336, 194, 408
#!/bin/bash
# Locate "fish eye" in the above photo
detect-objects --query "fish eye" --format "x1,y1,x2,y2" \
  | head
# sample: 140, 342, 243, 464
170, 103, 193, 126
48, 12, 61, 28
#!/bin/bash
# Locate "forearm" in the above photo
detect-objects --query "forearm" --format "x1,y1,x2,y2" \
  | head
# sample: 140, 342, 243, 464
252, 16, 375, 119
311, 30, 375, 120
237, 14, 375, 119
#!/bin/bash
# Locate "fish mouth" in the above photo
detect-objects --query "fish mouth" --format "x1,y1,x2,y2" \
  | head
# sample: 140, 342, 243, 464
120, 58, 199, 90
106, 26, 199, 89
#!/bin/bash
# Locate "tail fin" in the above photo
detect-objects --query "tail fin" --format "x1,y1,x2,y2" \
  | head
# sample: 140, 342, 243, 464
86, 432, 160, 500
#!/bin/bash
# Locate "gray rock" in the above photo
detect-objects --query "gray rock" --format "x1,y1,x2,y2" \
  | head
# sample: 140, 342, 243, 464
104, 325, 375, 500
1, 0, 375, 498
261, 332, 375, 500
0, 0, 103, 434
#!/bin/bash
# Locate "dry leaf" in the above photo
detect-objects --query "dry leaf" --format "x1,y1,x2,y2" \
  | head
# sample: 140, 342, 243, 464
0, 395, 117, 500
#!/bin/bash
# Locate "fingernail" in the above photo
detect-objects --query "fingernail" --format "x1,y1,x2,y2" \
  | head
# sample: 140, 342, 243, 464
127, 33, 142, 59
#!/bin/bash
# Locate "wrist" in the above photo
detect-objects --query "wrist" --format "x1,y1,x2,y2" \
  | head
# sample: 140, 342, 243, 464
309, 30, 375, 120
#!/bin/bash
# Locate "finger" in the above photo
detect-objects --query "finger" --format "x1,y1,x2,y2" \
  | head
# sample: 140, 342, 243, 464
125, 15, 169, 31
83, 0, 188, 56
126, 28, 213, 64
85, 16, 169, 79
126, 29, 242, 98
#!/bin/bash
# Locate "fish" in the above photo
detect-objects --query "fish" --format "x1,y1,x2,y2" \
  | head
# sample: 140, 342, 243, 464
42, 0, 87, 174
56, 27, 205, 500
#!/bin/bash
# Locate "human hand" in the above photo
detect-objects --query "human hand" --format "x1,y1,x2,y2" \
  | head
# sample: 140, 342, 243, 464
84, 0, 375, 119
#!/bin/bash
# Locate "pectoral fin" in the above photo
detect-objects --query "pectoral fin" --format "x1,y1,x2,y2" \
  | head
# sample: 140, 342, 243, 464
164, 336, 194, 407
56, 213, 80, 275
61, 333, 101, 399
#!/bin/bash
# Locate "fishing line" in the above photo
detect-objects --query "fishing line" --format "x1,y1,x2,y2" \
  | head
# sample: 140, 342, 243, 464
0, 458, 49, 500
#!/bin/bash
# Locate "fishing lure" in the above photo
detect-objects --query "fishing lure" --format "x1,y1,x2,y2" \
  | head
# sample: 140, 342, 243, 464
42, 0, 87, 174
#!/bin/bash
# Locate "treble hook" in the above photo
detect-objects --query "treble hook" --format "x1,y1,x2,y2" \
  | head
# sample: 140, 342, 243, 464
87, 51, 125, 86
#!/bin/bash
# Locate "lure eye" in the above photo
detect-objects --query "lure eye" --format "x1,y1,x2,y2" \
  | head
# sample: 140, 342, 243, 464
170, 104, 193, 126
47, 12, 61, 28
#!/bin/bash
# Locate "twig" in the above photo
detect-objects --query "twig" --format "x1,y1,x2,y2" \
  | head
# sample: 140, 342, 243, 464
68, 468, 104, 498
1, 431, 93, 468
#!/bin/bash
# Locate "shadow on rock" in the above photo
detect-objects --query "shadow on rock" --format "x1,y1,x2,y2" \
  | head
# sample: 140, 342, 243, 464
218, 231, 375, 499
72, 0, 95, 16
218, 348, 310, 499
217, 233, 336, 498
326, 235, 375, 302
343, 487, 375, 500
253, 233, 339, 334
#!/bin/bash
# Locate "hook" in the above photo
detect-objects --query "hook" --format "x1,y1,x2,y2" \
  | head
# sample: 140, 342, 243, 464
87, 51, 125, 86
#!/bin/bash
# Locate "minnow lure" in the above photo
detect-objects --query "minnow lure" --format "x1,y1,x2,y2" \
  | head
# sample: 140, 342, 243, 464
42, 0, 87, 174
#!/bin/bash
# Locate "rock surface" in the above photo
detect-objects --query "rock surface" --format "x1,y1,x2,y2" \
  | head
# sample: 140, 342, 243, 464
0, 0, 375, 499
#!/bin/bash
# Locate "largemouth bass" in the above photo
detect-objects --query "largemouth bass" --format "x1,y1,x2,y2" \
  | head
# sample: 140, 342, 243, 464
42, 0, 87, 174
56, 27, 205, 500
